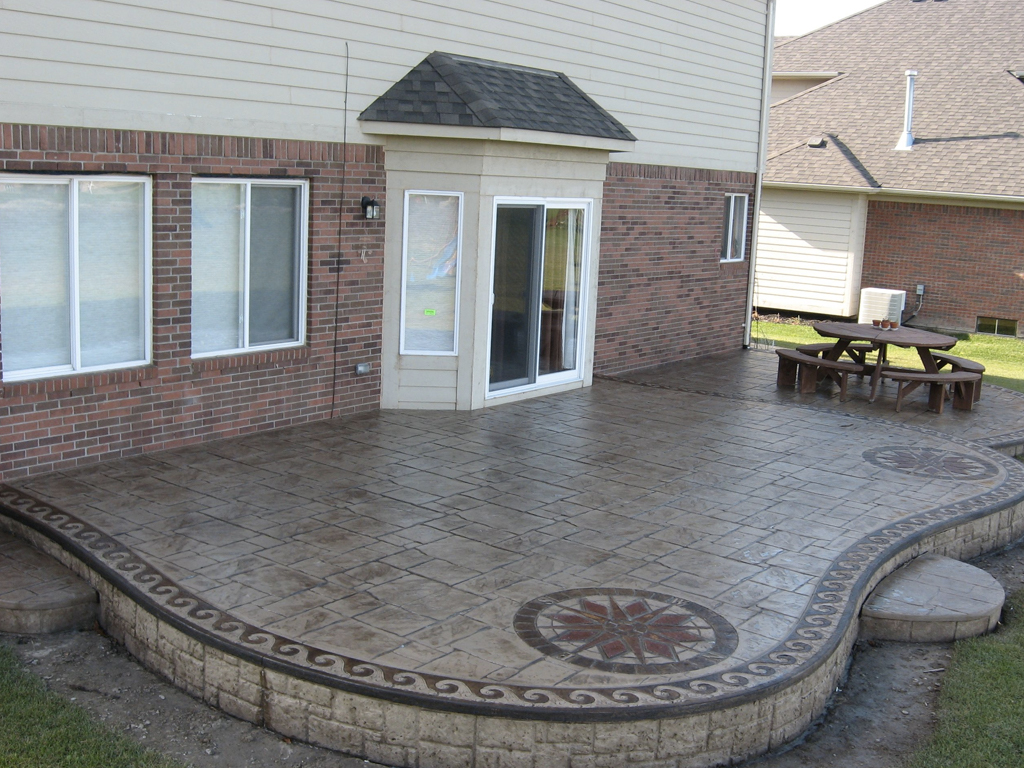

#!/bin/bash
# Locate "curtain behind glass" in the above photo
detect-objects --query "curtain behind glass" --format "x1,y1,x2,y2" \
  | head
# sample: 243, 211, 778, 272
192, 184, 244, 354
730, 197, 746, 260
78, 180, 145, 367
249, 186, 299, 345
541, 208, 583, 374
0, 182, 72, 374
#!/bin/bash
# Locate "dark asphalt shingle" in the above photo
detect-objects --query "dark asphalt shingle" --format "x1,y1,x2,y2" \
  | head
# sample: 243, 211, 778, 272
767, 0, 1024, 198
359, 52, 636, 142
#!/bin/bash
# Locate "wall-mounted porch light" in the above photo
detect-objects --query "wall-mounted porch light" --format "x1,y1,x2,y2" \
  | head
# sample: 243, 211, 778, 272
361, 196, 381, 220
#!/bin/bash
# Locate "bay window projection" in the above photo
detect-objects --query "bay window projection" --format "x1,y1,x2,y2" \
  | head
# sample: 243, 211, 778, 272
191, 180, 307, 357
0, 176, 150, 381
489, 202, 588, 393
400, 191, 463, 355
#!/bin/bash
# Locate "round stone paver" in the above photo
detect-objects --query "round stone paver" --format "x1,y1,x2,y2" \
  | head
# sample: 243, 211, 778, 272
861, 553, 1005, 642
0, 531, 97, 634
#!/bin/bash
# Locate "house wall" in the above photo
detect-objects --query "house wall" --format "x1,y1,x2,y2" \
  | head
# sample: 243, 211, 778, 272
862, 200, 1024, 335
754, 188, 867, 317
0, 123, 385, 481
593, 163, 756, 374
0, 0, 768, 173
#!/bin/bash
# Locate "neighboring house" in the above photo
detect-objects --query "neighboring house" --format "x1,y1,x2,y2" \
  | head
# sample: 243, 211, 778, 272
0, 1, 773, 479
754, 0, 1024, 336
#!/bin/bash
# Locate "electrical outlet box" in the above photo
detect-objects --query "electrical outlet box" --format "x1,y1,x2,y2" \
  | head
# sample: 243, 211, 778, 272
916, 284, 925, 295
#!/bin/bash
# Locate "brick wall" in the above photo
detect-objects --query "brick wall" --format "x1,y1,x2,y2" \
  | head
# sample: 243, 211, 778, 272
594, 163, 755, 374
862, 200, 1024, 335
0, 124, 385, 480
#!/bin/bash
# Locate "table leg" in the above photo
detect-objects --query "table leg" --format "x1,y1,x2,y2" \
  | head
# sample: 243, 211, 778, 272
869, 343, 888, 402
917, 346, 941, 373
819, 339, 852, 387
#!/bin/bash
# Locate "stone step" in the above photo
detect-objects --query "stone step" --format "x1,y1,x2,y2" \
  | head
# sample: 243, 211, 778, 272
860, 553, 1005, 643
0, 531, 97, 634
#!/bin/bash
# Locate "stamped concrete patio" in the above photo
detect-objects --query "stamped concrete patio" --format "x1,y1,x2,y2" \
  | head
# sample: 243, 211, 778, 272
2, 348, 1023, 767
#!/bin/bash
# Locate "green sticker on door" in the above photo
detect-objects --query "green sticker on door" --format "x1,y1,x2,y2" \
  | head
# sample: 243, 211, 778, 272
423, 309, 436, 316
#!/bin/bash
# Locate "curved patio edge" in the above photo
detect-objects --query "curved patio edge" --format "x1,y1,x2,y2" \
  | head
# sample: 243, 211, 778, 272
2, 475, 1023, 768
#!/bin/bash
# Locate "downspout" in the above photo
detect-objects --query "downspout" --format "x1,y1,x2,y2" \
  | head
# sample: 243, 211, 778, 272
743, 0, 776, 347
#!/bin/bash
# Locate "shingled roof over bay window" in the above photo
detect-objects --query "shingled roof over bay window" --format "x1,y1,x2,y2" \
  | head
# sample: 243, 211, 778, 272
359, 52, 636, 144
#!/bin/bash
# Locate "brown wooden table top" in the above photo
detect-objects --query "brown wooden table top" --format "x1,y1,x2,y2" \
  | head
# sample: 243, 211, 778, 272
813, 322, 957, 349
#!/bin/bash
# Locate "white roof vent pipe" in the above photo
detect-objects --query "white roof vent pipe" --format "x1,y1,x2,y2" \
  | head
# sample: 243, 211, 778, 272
894, 69, 918, 151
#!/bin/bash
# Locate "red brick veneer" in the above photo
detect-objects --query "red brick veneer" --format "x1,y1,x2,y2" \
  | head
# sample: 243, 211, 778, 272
862, 200, 1024, 334
594, 163, 755, 375
0, 124, 384, 480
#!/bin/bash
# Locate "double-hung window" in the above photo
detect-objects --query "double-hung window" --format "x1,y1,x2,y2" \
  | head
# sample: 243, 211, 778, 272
0, 175, 151, 382
191, 179, 308, 357
721, 193, 749, 262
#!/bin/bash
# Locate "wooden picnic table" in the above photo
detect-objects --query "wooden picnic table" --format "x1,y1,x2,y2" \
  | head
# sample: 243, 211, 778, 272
813, 322, 958, 403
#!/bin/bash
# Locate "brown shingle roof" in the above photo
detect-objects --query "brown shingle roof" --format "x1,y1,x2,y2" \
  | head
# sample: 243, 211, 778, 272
767, 0, 1024, 198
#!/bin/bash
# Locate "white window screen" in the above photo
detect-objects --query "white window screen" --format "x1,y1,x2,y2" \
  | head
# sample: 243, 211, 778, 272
0, 177, 149, 381
192, 184, 244, 354
191, 180, 305, 357
79, 181, 146, 367
401, 192, 462, 354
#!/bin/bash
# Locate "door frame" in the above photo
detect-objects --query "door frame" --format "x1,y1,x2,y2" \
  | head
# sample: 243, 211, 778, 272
485, 196, 593, 400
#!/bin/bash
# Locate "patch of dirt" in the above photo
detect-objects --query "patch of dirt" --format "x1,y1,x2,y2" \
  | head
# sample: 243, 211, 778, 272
6, 631, 374, 768
5, 540, 1024, 768
751, 311, 823, 326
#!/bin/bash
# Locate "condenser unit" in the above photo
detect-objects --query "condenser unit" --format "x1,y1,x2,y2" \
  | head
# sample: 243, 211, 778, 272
857, 288, 906, 324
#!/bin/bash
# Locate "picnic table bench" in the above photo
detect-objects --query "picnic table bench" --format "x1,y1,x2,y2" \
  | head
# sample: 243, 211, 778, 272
776, 348, 866, 402
933, 352, 985, 402
883, 369, 982, 414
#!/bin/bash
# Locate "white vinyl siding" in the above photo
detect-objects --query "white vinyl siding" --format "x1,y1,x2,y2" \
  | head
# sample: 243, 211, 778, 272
754, 189, 867, 317
0, 0, 769, 172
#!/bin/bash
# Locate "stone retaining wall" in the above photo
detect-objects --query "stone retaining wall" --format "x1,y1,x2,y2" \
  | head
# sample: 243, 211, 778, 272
3, 492, 1021, 768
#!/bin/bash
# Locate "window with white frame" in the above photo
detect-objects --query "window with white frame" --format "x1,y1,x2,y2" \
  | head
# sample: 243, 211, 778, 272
191, 179, 307, 357
400, 191, 463, 355
0, 176, 151, 382
721, 193, 749, 262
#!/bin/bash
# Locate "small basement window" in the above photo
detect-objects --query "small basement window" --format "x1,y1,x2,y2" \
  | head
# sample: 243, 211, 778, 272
976, 316, 1018, 336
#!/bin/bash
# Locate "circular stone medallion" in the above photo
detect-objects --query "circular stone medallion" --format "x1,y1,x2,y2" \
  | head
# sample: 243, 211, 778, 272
514, 588, 738, 675
863, 446, 999, 481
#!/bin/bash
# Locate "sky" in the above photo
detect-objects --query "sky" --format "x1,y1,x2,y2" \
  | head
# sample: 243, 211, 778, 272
774, 0, 889, 37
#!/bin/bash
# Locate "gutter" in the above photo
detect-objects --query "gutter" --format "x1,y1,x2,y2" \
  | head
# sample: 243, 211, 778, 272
744, 0, 776, 348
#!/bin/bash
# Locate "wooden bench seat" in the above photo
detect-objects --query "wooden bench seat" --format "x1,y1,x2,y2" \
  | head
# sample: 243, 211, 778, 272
776, 348, 866, 401
933, 352, 985, 402
883, 370, 982, 414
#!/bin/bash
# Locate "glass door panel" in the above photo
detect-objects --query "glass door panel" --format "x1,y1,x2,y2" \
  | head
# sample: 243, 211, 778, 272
489, 202, 587, 394
490, 206, 540, 390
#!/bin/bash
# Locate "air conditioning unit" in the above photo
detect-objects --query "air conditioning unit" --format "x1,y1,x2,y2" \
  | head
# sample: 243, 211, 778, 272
857, 288, 906, 324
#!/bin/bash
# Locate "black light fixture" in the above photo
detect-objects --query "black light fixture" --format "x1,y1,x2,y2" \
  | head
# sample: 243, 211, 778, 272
361, 196, 381, 220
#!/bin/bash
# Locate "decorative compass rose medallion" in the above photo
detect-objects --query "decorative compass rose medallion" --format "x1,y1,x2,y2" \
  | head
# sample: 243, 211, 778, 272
514, 588, 738, 675
863, 446, 999, 481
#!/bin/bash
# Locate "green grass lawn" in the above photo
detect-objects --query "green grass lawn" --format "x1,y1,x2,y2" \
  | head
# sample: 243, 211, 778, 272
0, 642, 180, 768
904, 591, 1024, 768
751, 318, 1024, 394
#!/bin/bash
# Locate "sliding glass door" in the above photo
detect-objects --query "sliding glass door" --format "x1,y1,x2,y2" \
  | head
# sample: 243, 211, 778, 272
489, 200, 589, 394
